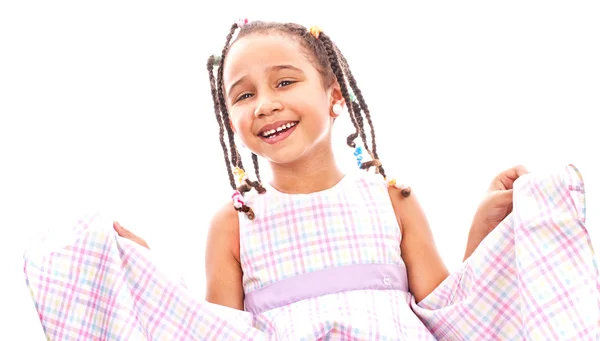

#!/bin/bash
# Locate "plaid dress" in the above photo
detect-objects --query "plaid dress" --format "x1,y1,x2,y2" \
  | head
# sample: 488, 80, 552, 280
239, 170, 435, 340
24, 164, 599, 340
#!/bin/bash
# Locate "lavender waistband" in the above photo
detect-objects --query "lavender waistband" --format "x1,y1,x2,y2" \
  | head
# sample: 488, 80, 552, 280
244, 263, 408, 315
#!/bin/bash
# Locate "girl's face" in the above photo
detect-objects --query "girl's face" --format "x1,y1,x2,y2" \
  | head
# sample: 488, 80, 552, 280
223, 33, 342, 165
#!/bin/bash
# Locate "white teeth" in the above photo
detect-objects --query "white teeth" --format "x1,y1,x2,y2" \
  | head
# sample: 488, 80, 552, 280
261, 122, 297, 137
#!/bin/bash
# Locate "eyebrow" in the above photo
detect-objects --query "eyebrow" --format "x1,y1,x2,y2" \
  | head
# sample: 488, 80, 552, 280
265, 64, 303, 73
227, 64, 304, 99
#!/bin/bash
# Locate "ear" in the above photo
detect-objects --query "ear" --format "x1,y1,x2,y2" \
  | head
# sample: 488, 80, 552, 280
329, 80, 346, 118
230, 120, 237, 134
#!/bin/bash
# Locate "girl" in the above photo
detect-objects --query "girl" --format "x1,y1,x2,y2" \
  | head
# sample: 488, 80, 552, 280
112, 20, 597, 339
201, 19, 516, 311
27, 18, 597, 341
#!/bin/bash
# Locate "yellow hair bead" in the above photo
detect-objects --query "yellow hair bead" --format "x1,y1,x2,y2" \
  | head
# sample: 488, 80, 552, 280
309, 25, 322, 39
233, 167, 247, 185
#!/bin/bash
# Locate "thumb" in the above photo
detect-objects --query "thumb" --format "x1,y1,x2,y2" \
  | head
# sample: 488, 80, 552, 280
516, 165, 529, 177
113, 221, 150, 249
113, 221, 131, 237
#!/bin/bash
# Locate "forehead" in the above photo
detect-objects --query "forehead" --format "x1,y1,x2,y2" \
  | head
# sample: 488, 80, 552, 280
223, 34, 314, 86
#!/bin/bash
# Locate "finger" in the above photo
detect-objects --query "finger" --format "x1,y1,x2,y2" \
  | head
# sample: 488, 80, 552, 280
503, 165, 529, 181
493, 189, 514, 206
492, 165, 529, 191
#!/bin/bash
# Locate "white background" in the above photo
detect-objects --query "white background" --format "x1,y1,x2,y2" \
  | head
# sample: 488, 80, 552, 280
1, 1, 599, 339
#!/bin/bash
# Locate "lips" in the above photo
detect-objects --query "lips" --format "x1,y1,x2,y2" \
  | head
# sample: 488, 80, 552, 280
257, 121, 299, 138
257, 120, 299, 145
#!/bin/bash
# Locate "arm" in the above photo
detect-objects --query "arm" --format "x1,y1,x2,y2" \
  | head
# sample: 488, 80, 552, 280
463, 221, 488, 261
205, 203, 245, 310
388, 187, 449, 303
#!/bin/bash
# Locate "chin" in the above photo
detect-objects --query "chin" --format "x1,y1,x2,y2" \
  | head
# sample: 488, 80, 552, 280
264, 151, 305, 165
256, 145, 309, 166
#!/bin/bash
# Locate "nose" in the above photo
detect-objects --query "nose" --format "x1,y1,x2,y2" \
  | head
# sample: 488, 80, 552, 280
254, 94, 283, 118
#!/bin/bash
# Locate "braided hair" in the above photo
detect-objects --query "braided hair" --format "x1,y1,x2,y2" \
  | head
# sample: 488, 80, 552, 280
206, 21, 409, 220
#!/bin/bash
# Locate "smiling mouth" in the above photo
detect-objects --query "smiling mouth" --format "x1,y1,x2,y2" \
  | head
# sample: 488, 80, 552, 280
259, 121, 299, 139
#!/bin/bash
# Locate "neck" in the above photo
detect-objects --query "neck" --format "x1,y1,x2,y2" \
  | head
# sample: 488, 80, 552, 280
268, 143, 345, 194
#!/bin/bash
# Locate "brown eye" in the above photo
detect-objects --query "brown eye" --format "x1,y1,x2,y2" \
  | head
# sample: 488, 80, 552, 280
277, 80, 295, 88
235, 93, 253, 103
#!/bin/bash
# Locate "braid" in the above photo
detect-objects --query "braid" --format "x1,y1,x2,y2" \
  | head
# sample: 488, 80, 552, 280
206, 55, 236, 189
252, 153, 262, 182
319, 33, 387, 179
328, 41, 370, 153
336, 50, 386, 177
244, 155, 266, 194
210, 22, 266, 220
216, 24, 243, 169
349, 93, 370, 153
350, 99, 369, 150
245, 178, 266, 194
318, 34, 362, 149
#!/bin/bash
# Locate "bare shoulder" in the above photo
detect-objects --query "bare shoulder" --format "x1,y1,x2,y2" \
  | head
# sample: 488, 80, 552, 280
211, 199, 240, 222
387, 185, 434, 240
205, 201, 244, 310
386, 186, 426, 235
207, 201, 241, 262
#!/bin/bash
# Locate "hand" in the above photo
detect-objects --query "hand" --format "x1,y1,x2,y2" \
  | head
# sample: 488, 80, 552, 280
480, 165, 529, 230
113, 221, 150, 249
487, 164, 530, 191
464, 165, 529, 260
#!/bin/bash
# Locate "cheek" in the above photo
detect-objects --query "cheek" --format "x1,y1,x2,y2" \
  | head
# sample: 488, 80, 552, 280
229, 108, 254, 137
307, 90, 331, 120
305, 102, 331, 128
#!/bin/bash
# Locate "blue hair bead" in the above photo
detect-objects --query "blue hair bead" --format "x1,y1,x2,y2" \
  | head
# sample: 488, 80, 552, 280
354, 146, 363, 167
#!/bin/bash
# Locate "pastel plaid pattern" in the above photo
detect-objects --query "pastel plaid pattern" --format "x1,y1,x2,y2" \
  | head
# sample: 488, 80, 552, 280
23, 165, 599, 340
240, 172, 404, 293
411, 164, 599, 340
253, 290, 436, 340
24, 214, 268, 340
238, 171, 435, 339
